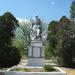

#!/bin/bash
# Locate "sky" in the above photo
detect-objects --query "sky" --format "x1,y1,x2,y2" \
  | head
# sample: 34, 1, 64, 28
0, 0, 72, 23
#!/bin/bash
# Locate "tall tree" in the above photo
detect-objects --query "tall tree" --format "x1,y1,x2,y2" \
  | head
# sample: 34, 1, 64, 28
48, 20, 58, 48
46, 20, 58, 59
57, 16, 75, 67
70, 0, 75, 23
0, 12, 21, 68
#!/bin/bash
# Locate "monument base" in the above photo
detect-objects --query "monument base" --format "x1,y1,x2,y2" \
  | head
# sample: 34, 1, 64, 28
28, 40, 45, 67
27, 58, 45, 67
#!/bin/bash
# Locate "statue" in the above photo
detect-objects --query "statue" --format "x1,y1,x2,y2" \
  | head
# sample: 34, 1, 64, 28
28, 16, 45, 67
30, 16, 42, 40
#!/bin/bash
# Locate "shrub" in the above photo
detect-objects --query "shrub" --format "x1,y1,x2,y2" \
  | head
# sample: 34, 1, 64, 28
44, 65, 55, 72
0, 12, 21, 68
0, 46, 21, 68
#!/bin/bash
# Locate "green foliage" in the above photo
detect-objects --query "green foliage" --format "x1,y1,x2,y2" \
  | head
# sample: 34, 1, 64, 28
46, 0, 75, 68
12, 20, 31, 58
45, 44, 52, 59
48, 20, 58, 48
47, 14, 75, 67
11, 68, 30, 72
0, 46, 21, 68
70, 0, 75, 17
12, 27, 28, 57
46, 20, 58, 59
59, 16, 70, 27
57, 16, 75, 68
0, 12, 21, 68
19, 21, 31, 45
60, 38, 75, 67
45, 43, 57, 59
44, 65, 55, 72
48, 20, 58, 31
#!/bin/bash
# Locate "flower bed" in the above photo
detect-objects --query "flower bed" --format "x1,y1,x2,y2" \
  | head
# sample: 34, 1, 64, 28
0, 65, 66, 75
10, 65, 56, 72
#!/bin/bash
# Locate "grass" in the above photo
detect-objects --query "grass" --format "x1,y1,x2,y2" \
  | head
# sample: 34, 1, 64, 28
10, 65, 56, 72
0, 68, 8, 70
10, 68, 44, 72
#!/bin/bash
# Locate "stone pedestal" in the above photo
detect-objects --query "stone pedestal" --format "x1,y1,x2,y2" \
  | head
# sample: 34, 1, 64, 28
27, 40, 45, 67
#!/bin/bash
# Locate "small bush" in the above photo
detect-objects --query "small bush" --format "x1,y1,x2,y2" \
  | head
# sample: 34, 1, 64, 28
0, 46, 21, 68
44, 65, 55, 72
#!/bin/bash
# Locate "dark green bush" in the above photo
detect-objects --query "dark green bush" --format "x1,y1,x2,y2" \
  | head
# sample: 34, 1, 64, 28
0, 12, 21, 68
44, 65, 55, 72
0, 46, 21, 68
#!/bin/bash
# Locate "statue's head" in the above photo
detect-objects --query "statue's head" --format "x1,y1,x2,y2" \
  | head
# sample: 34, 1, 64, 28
34, 15, 38, 25
35, 15, 38, 20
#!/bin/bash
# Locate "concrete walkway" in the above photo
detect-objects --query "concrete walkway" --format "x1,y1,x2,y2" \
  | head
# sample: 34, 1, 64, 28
0, 60, 75, 75
60, 67, 75, 75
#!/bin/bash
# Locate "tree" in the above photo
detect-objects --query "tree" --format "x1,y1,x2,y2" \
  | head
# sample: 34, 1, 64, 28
12, 27, 28, 57
19, 20, 31, 45
46, 20, 58, 59
0, 12, 21, 68
46, 0, 75, 67
47, 15, 75, 67
48, 20, 58, 48
70, 0, 75, 23
15, 19, 31, 57
57, 16, 75, 67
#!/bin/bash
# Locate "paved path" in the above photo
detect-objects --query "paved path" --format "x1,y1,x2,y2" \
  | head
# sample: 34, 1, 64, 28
0, 60, 75, 75
14, 60, 75, 75
60, 67, 75, 75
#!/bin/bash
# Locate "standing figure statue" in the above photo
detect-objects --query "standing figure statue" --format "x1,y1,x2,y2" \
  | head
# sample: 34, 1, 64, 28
30, 16, 42, 40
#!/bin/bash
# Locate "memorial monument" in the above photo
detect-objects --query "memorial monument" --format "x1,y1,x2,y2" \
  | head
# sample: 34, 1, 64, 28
27, 16, 45, 66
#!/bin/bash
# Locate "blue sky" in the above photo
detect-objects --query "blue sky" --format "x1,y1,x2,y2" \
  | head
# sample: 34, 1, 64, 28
0, 0, 72, 22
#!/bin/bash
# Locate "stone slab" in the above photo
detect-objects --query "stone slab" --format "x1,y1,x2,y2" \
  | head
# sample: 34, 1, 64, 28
5, 71, 66, 75
27, 58, 45, 67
